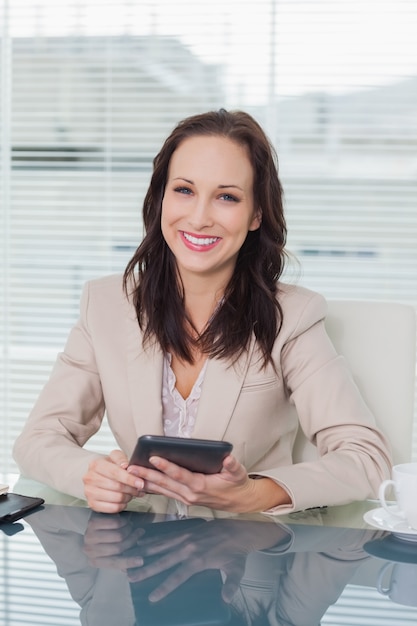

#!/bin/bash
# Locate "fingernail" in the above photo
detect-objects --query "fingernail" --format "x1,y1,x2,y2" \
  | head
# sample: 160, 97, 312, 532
135, 479, 144, 490
149, 590, 163, 602
149, 456, 160, 467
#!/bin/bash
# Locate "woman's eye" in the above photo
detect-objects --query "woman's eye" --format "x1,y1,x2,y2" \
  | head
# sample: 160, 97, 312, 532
174, 186, 192, 195
220, 193, 239, 202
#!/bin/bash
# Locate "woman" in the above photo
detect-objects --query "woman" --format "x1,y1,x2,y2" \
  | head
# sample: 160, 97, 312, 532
13, 109, 391, 514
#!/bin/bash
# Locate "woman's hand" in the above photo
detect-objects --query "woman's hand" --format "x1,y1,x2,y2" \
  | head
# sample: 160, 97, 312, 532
127, 454, 291, 513
83, 449, 145, 513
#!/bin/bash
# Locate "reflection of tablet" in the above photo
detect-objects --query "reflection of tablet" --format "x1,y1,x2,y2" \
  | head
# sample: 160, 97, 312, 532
128, 517, 231, 625
129, 435, 233, 474
130, 568, 230, 626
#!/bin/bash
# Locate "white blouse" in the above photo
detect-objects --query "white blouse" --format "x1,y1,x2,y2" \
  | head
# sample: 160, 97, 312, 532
162, 353, 208, 437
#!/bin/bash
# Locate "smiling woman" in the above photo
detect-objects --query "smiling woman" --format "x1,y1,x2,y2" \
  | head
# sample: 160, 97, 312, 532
2, 0, 416, 492
13, 109, 392, 517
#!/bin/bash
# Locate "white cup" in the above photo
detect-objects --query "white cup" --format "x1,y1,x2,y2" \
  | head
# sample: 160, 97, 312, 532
378, 462, 417, 530
377, 561, 417, 607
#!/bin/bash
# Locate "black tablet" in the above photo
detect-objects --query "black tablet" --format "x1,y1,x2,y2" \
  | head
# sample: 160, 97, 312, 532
129, 435, 233, 474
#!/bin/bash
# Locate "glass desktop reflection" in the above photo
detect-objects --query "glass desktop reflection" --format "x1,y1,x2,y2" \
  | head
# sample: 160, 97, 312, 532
1, 501, 417, 626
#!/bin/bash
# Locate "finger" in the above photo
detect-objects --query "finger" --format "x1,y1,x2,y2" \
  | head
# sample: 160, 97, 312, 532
85, 513, 132, 536
137, 531, 191, 556
221, 454, 246, 476
141, 458, 209, 498
147, 565, 200, 602
129, 456, 193, 482
128, 547, 192, 584
85, 459, 144, 493
85, 530, 146, 557
148, 456, 195, 480
87, 498, 130, 514
221, 559, 246, 602
91, 525, 143, 547
109, 449, 130, 469
139, 477, 190, 502
84, 484, 136, 513
85, 477, 140, 502
88, 553, 144, 570
127, 463, 192, 501
84, 527, 145, 557
88, 513, 130, 528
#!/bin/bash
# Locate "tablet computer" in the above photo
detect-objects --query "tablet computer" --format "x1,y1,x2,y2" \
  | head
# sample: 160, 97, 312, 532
129, 435, 233, 474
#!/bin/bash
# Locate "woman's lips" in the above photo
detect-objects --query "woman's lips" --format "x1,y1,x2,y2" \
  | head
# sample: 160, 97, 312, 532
181, 231, 221, 251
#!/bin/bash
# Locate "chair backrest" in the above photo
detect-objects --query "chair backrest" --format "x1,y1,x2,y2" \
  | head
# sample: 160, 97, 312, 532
293, 300, 417, 465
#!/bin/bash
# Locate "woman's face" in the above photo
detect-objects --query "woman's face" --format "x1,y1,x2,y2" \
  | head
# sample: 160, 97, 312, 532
161, 134, 260, 288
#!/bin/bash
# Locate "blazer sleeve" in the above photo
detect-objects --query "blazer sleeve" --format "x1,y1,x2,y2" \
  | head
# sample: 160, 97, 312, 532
13, 282, 106, 500
254, 289, 392, 514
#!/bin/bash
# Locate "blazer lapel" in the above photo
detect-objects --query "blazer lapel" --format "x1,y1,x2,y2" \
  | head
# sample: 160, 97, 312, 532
193, 336, 256, 441
125, 302, 165, 437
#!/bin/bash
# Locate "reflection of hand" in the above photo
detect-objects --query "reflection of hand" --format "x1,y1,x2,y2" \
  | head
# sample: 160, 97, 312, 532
127, 453, 291, 513
130, 519, 248, 603
83, 512, 291, 603
83, 512, 151, 570
83, 450, 145, 514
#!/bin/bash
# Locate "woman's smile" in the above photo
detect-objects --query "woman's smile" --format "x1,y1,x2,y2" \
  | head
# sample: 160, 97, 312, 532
181, 230, 221, 251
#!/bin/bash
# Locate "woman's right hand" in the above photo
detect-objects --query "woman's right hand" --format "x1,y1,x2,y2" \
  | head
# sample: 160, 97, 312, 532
83, 449, 145, 513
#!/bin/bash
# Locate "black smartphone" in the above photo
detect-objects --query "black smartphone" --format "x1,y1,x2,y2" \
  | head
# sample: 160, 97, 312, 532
129, 435, 233, 474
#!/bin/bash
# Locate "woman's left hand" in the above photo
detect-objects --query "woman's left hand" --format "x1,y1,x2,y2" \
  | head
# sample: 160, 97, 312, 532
127, 454, 291, 513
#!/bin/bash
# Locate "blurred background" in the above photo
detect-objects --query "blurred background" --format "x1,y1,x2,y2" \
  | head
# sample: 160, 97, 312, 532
1, 0, 416, 476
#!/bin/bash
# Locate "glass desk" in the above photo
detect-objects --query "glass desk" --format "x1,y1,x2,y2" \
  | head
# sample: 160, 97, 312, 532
1, 480, 417, 625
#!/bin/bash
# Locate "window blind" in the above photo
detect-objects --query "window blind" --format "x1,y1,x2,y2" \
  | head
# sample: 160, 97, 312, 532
1, 0, 416, 477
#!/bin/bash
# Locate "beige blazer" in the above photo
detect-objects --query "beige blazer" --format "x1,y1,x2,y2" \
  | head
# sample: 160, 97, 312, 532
13, 274, 392, 513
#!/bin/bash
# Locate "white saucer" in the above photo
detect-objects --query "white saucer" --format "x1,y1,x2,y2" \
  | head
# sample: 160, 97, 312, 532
363, 506, 417, 542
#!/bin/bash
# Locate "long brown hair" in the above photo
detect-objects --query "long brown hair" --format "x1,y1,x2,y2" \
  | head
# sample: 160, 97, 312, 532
123, 109, 288, 367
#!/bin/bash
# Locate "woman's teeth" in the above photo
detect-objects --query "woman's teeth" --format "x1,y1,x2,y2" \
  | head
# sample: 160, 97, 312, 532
183, 233, 219, 246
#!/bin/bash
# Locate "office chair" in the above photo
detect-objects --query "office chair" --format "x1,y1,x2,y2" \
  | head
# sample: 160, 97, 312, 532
293, 300, 417, 465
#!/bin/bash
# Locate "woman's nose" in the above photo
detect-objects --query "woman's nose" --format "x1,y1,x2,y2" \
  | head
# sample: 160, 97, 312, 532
188, 196, 214, 229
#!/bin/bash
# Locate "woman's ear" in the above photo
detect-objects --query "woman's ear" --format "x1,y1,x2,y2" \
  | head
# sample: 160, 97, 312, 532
249, 208, 262, 231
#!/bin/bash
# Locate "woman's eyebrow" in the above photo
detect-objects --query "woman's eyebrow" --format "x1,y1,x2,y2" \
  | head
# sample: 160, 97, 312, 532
172, 178, 243, 191
173, 177, 193, 184
218, 184, 243, 191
